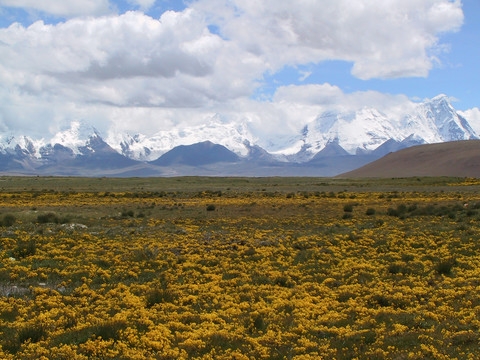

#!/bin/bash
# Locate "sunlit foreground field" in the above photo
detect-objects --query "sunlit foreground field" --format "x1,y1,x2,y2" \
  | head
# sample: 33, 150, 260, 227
0, 176, 480, 359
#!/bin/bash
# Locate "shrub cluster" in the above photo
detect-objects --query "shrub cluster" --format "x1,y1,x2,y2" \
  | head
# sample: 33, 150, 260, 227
0, 214, 16, 227
387, 203, 469, 219
36, 212, 70, 224
11, 240, 36, 259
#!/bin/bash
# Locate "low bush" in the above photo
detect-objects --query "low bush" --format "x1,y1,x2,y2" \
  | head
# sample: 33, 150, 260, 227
0, 214, 16, 227
12, 240, 36, 259
3, 324, 46, 354
121, 210, 135, 217
387, 204, 408, 217
93, 320, 127, 341
37, 213, 59, 224
17, 324, 46, 344
366, 208, 376, 216
436, 258, 457, 276
146, 288, 176, 307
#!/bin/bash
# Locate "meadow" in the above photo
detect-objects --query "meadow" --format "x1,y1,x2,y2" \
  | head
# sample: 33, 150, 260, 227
0, 176, 479, 359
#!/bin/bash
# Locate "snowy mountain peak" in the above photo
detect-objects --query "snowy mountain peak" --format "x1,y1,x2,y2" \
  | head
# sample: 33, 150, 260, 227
414, 96, 476, 142
0, 135, 45, 158
430, 93, 450, 103
108, 116, 257, 161
425, 94, 455, 115
297, 106, 403, 157
50, 121, 101, 155
275, 95, 478, 162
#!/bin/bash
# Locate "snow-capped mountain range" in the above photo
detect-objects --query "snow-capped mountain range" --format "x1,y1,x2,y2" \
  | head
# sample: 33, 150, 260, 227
112, 94, 477, 161
107, 115, 257, 161
290, 94, 476, 158
0, 94, 477, 176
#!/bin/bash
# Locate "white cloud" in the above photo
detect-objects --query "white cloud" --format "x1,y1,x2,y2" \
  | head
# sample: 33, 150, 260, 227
459, 108, 480, 134
0, 0, 112, 17
0, 10, 214, 77
273, 84, 414, 116
274, 84, 344, 106
192, 0, 464, 79
298, 70, 311, 82
0, 10, 263, 109
0, 0, 467, 142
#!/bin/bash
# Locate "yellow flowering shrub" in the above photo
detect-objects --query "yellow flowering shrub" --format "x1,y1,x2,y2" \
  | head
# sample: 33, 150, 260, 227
0, 184, 479, 359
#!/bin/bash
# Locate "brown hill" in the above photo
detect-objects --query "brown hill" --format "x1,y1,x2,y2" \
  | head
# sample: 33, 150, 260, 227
339, 140, 480, 178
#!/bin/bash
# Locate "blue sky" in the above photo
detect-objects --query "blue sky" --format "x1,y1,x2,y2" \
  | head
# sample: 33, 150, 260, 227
0, 0, 478, 139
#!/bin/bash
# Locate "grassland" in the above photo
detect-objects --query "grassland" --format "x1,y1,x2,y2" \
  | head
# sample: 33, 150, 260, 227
0, 176, 479, 359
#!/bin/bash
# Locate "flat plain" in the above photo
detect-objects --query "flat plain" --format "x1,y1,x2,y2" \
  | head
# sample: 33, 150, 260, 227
0, 176, 479, 359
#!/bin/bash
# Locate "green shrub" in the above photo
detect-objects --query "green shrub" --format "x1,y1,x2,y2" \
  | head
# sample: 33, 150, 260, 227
1, 214, 16, 227
37, 212, 59, 224
91, 320, 127, 341
372, 294, 390, 307
365, 208, 376, 216
274, 276, 293, 288
401, 254, 415, 262
17, 324, 46, 344
387, 204, 409, 217
3, 324, 47, 354
12, 240, 36, 259
387, 262, 409, 275
397, 204, 407, 214
206, 204, 216, 211
436, 258, 457, 276
121, 210, 135, 217
146, 288, 176, 307
252, 315, 267, 332
343, 204, 353, 212
387, 208, 398, 217
407, 204, 417, 212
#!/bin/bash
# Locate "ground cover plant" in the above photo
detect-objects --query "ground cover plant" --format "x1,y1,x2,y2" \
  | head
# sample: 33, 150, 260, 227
0, 176, 479, 359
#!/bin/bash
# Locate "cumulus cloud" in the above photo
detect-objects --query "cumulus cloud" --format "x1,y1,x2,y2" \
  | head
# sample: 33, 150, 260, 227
274, 84, 345, 106
0, 10, 264, 108
273, 84, 414, 116
0, 0, 466, 140
459, 108, 480, 134
0, 10, 215, 77
191, 0, 464, 79
0, 0, 112, 17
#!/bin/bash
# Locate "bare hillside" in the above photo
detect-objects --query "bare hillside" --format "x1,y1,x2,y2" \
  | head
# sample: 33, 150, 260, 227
340, 140, 480, 178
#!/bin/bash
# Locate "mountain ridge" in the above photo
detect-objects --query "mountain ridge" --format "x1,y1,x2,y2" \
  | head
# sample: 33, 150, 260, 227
0, 95, 478, 176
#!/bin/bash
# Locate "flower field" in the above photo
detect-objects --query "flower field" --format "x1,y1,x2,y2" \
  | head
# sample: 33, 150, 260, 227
0, 177, 479, 359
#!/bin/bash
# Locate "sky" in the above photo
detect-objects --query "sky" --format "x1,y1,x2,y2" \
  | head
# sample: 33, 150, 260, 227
0, 0, 479, 144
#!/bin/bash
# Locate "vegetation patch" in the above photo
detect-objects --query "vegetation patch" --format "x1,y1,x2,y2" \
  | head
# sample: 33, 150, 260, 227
0, 176, 479, 359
